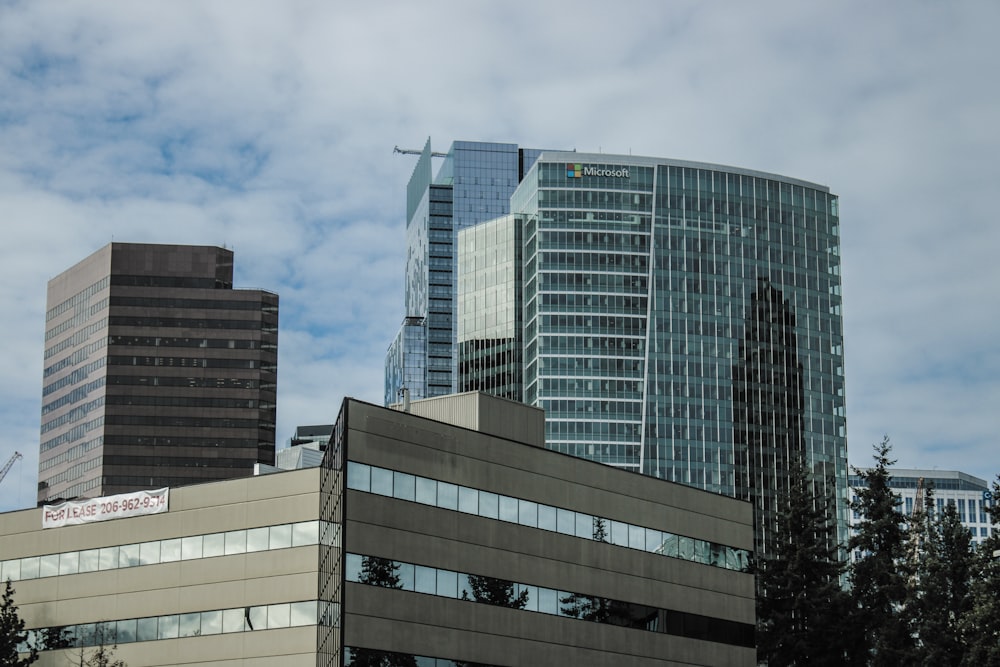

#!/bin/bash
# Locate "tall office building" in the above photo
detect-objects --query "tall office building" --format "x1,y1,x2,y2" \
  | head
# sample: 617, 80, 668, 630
458, 152, 847, 555
384, 139, 545, 404
39, 243, 278, 502
848, 468, 997, 554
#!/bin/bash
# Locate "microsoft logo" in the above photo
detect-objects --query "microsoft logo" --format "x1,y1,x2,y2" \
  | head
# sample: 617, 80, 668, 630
566, 163, 631, 179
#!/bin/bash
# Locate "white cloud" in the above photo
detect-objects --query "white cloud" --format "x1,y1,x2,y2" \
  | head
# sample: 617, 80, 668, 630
1, 0, 998, 511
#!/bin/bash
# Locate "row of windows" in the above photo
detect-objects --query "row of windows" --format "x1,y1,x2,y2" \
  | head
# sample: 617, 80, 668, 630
108, 316, 269, 331
110, 296, 267, 311
44, 298, 108, 341
103, 434, 261, 448
346, 553, 753, 648
38, 455, 100, 487
40, 397, 104, 434
103, 415, 269, 430
104, 395, 264, 409
43, 338, 106, 378
540, 293, 648, 314
0, 520, 328, 583
541, 314, 646, 336
344, 648, 501, 667
540, 335, 645, 355
21, 600, 335, 654
108, 356, 268, 370
110, 335, 264, 349
107, 375, 262, 390
44, 319, 107, 360
41, 377, 105, 414
46, 276, 108, 322
110, 274, 229, 289
539, 230, 649, 251
538, 272, 647, 293
540, 251, 648, 272
346, 462, 749, 572
39, 437, 102, 472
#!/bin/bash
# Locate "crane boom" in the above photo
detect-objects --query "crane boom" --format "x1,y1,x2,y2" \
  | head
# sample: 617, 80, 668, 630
393, 146, 448, 157
0, 451, 22, 486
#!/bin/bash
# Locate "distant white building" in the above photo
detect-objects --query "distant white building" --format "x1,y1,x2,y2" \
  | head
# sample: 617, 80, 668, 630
848, 468, 996, 552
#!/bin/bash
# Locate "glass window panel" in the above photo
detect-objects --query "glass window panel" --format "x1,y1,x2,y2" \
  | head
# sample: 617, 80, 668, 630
222, 608, 245, 634
1, 560, 20, 582
415, 477, 436, 505
289, 601, 317, 627
538, 505, 557, 532
160, 539, 181, 563
292, 521, 319, 547
346, 461, 371, 491
518, 500, 538, 527
19, 557, 39, 580
644, 528, 663, 553
575, 513, 592, 539
181, 536, 203, 560
76, 623, 96, 647
94, 622, 116, 646
610, 521, 628, 547
499, 495, 518, 522
203, 532, 225, 557
678, 535, 695, 560
179, 612, 200, 638
397, 562, 415, 591
437, 482, 458, 510
116, 619, 136, 644
248, 606, 266, 631
458, 487, 478, 514
267, 603, 290, 629
629, 524, 645, 550
370, 467, 393, 496
520, 584, 538, 612
246, 527, 269, 552
138, 542, 160, 566
158, 615, 179, 640
694, 539, 710, 564
437, 570, 458, 598
556, 508, 575, 535
393, 472, 416, 501
344, 553, 362, 582
479, 491, 499, 519
59, 551, 79, 576
658, 533, 679, 558
414, 565, 436, 594
537, 587, 558, 615
200, 610, 222, 635
224, 530, 246, 555
119, 543, 140, 568
269, 524, 292, 550
40, 553, 60, 577
136, 617, 157, 642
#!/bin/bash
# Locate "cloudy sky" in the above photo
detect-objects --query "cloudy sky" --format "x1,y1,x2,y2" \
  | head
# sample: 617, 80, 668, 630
1, 1, 997, 511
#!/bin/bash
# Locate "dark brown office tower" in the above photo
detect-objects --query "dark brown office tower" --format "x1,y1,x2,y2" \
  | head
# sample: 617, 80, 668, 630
39, 243, 278, 502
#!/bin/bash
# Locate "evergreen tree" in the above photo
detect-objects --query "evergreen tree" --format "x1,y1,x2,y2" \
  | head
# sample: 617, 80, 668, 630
756, 456, 851, 666
461, 575, 528, 609
0, 579, 38, 666
848, 437, 914, 666
905, 495, 972, 667
960, 475, 1000, 666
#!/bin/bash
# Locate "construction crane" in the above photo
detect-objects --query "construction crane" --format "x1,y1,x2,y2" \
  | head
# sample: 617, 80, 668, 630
393, 145, 448, 157
0, 451, 22, 487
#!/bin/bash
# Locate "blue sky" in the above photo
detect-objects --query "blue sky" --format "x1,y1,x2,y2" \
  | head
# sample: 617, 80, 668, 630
1, 1, 997, 511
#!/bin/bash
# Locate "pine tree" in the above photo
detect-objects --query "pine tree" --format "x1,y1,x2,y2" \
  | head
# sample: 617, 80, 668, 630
960, 475, 1000, 666
905, 490, 973, 666
756, 456, 851, 666
0, 579, 38, 666
461, 575, 528, 609
848, 437, 914, 666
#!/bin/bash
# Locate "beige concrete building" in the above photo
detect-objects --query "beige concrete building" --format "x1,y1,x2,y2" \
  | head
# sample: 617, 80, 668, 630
4, 393, 755, 666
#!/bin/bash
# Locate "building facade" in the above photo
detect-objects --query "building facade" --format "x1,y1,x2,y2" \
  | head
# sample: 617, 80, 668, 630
39, 243, 278, 502
384, 140, 546, 405
848, 468, 997, 552
5, 393, 756, 666
457, 152, 847, 555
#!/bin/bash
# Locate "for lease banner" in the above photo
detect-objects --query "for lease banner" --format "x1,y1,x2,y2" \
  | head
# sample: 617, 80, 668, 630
42, 488, 169, 529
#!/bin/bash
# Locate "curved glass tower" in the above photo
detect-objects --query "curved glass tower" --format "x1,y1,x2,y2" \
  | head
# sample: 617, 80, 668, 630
460, 152, 847, 555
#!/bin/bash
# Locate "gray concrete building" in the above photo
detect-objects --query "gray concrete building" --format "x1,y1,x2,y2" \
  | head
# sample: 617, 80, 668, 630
39, 243, 278, 502
5, 393, 756, 666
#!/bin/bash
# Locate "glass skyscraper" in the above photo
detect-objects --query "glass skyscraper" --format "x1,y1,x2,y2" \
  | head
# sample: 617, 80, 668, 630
385, 139, 544, 404
458, 152, 847, 555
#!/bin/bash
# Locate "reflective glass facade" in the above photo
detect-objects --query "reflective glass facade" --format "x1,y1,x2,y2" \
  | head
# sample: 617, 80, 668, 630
385, 140, 544, 404
461, 153, 847, 555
